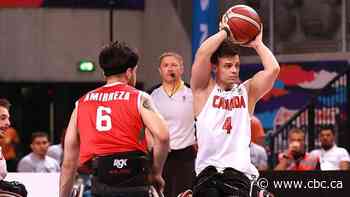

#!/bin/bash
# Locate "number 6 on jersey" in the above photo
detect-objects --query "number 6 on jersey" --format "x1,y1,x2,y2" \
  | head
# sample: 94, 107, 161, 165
96, 106, 112, 131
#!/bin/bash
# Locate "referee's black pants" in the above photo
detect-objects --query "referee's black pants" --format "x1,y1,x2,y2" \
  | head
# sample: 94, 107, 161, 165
163, 145, 196, 197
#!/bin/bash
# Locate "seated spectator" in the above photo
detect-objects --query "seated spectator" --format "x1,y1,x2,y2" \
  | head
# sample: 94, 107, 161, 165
250, 116, 268, 170
0, 127, 20, 172
47, 128, 66, 165
17, 132, 60, 172
274, 128, 318, 171
310, 125, 350, 170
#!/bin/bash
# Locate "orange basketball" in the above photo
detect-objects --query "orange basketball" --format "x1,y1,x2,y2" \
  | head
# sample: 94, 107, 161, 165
224, 5, 262, 44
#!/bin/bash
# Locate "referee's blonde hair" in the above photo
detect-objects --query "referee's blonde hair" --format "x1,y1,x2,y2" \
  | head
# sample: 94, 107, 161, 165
159, 52, 184, 67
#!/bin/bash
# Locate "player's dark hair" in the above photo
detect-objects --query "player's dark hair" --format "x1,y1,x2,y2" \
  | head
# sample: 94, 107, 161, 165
210, 39, 240, 65
99, 41, 139, 76
0, 98, 11, 110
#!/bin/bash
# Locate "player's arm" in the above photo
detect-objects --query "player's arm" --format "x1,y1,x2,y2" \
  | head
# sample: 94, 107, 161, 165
60, 108, 80, 197
244, 29, 280, 113
191, 29, 229, 91
144, 128, 154, 151
139, 93, 169, 186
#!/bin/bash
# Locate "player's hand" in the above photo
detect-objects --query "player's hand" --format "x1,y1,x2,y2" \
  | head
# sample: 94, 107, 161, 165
149, 173, 165, 194
219, 13, 232, 38
241, 24, 263, 49
219, 12, 229, 30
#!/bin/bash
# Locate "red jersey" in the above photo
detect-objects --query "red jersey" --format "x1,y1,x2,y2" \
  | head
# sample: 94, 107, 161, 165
77, 82, 147, 165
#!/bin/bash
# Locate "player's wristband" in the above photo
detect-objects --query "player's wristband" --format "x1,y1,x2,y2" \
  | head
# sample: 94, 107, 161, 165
222, 26, 231, 38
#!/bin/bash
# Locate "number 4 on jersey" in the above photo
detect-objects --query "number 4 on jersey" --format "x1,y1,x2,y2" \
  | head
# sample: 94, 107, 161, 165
222, 117, 232, 134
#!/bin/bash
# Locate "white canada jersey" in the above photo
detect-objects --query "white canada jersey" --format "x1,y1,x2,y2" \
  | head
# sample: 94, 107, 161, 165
195, 83, 259, 178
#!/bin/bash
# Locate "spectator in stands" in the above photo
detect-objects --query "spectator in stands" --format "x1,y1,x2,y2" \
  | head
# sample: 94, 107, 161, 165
310, 125, 350, 170
47, 128, 66, 165
17, 132, 60, 172
0, 98, 11, 180
0, 127, 20, 172
274, 128, 318, 171
250, 115, 268, 170
150, 52, 196, 197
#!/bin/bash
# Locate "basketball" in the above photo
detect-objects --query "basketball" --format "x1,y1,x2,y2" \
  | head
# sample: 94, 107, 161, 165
223, 5, 262, 44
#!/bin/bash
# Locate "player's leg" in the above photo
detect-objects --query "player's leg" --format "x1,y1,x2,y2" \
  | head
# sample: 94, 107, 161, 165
220, 168, 251, 197
193, 186, 221, 197
192, 166, 221, 197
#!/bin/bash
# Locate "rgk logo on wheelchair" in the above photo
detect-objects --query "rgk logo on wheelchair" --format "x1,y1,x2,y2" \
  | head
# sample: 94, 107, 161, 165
113, 159, 128, 168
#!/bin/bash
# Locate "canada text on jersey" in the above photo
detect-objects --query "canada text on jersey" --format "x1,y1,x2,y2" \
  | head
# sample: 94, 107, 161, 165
212, 95, 246, 111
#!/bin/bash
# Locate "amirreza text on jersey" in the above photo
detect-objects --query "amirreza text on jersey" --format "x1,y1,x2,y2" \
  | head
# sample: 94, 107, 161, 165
83, 91, 130, 102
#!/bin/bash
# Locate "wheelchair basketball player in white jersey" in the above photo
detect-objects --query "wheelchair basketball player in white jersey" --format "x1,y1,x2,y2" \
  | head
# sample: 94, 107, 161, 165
189, 13, 280, 197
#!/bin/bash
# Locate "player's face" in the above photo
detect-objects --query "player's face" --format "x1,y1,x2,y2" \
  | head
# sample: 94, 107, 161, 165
0, 106, 10, 133
215, 55, 240, 90
159, 56, 183, 83
319, 129, 334, 149
31, 136, 50, 157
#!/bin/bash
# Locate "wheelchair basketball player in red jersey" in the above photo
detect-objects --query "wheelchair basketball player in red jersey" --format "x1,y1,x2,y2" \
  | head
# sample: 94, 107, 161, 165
60, 41, 170, 197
